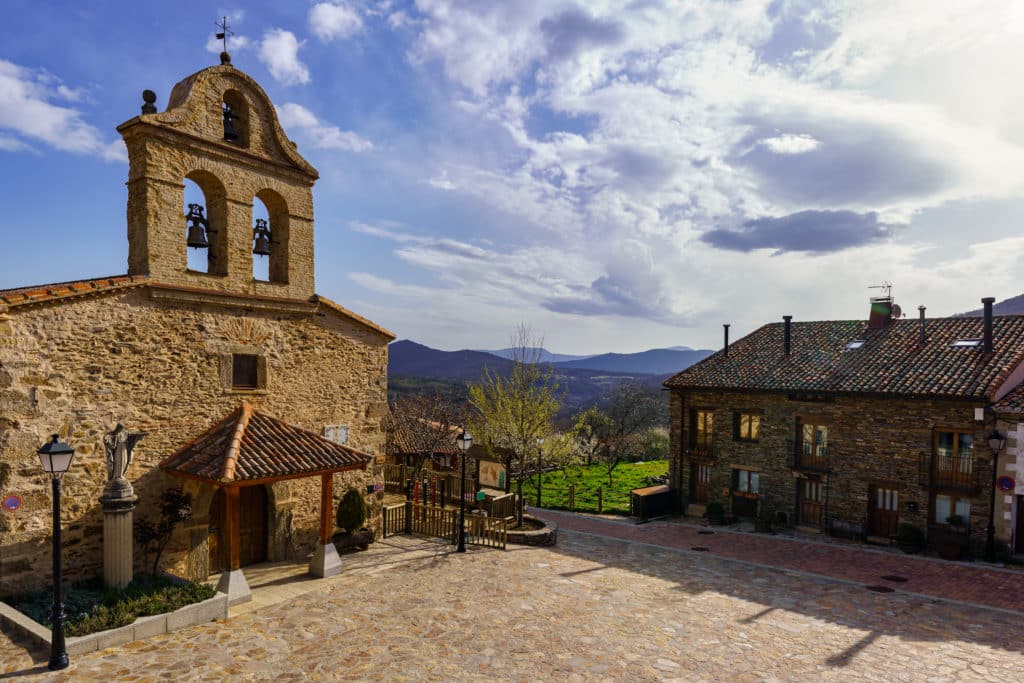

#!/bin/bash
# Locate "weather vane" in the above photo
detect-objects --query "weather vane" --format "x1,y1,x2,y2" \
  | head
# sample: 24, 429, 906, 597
215, 16, 233, 53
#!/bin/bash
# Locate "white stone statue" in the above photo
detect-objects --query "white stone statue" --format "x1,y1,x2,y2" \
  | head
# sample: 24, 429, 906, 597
103, 423, 146, 482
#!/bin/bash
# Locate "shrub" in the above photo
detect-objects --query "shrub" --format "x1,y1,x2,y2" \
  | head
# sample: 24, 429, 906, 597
335, 488, 367, 533
897, 523, 925, 550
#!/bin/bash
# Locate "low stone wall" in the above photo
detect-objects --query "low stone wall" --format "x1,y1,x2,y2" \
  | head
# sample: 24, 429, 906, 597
507, 515, 558, 546
0, 591, 228, 656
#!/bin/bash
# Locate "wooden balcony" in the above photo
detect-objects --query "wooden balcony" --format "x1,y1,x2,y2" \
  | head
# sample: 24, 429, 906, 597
791, 444, 832, 473
684, 443, 715, 461
919, 453, 981, 495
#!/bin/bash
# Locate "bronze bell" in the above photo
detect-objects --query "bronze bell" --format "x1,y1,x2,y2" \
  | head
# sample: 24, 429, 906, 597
185, 204, 209, 248
253, 218, 271, 256
223, 102, 238, 141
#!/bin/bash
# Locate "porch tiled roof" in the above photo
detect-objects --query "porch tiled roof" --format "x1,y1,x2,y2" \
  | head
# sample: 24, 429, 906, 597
664, 316, 1024, 400
0, 275, 148, 307
387, 417, 460, 456
993, 385, 1024, 415
161, 403, 372, 483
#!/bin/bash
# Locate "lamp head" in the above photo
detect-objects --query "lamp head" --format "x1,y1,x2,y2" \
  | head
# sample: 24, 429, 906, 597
37, 434, 75, 477
456, 430, 472, 453
988, 429, 1006, 453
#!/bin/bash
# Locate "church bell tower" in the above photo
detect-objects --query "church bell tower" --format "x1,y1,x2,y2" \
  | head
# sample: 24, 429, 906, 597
117, 53, 319, 300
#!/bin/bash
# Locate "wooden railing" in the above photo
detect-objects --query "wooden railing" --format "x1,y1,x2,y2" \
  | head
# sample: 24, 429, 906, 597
382, 464, 476, 505
465, 514, 507, 550
792, 444, 831, 473
410, 503, 459, 540
483, 492, 517, 521
919, 453, 980, 494
382, 503, 406, 539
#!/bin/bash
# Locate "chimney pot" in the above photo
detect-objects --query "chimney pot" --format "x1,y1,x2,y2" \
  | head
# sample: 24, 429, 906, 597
783, 315, 792, 355
918, 305, 926, 345
983, 297, 995, 353
723, 324, 730, 358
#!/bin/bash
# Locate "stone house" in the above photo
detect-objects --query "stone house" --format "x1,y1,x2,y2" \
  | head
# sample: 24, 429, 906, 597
0, 54, 393, 600
665, 296, 1024, 552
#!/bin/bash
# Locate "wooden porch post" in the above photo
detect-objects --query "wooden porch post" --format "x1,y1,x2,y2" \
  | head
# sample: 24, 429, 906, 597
225, 485, 241, 571
320, 472, 333, 545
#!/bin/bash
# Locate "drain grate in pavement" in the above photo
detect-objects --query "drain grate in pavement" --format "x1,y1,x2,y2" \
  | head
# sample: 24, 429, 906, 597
691, 546, 710, 552
865, 585, 895, 593
880, 575, 908, 583
697, 530, 715, 535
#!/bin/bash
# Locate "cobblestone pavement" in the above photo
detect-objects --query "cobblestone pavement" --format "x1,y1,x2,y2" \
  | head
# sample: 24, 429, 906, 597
4, 529, 1024, 681
535, 509, 1024, 613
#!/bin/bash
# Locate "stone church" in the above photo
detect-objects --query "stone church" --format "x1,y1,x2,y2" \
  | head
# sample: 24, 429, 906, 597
0, 53, 393, 601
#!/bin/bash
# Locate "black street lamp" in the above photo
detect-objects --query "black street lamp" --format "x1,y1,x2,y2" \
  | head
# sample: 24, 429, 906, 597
986, 429, 1006, 562
37, 434, 76, 671
535, 437, 543, 508
456, 430, 472, 553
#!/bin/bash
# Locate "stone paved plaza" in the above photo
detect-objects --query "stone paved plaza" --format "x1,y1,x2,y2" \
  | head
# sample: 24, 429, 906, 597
3, 528, 1024, 681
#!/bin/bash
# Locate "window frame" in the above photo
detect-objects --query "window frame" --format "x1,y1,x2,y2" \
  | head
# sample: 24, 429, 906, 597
223, 350, 268, 394
689, 408, 714, 451
731, 467, 760, 498
733, 411, 761, 442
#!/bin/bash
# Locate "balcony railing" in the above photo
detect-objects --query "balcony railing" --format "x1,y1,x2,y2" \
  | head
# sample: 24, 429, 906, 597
918, 453, 981, 495
684, 442, 715, 460
790, 442, 832, 473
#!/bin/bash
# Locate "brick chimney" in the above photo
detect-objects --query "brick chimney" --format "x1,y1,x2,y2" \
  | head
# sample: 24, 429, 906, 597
868, 296, 894, 329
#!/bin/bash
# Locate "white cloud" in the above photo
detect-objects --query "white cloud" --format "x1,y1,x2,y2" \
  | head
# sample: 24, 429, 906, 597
759, 133, 821, 154
0, 60, 124, 161
309, 2, 364, 42
277, 103, 373, 152
425, 170, 456, 190
258, 29, 310, 85
205, 33, 253, 54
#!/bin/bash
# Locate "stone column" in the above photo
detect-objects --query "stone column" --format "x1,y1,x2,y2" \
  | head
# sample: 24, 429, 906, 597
100, 477, 138, 589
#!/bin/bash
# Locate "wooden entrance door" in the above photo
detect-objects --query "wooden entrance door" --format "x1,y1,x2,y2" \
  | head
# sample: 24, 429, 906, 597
690, 462, 710, 504
238, 486, 268, 567
797, 477, 824, 528
208, 486, 268, 571
868, 485, 899, 538
1016, 496, 1024, 553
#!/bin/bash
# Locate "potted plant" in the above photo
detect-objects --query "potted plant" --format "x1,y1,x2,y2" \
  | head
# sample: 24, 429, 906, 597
332, 488, 375, 552
896, 523, 925, 554
705, 501, 725, 526
929, 515, 969, 560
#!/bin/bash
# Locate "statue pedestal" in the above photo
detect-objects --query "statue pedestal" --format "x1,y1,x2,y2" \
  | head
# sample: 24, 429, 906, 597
100, 478, 137, 589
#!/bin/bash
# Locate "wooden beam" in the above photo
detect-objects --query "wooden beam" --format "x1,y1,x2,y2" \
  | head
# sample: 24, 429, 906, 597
225, 485, 241, 570
320, 472, 333, 545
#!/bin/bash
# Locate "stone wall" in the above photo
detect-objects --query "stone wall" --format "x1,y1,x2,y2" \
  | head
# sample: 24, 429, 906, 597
0, 287, 389, 596
668, 389, 1007, 543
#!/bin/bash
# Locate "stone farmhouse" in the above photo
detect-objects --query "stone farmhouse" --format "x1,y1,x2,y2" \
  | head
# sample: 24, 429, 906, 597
665, 295, 1024, 553
0, 54, 393, 601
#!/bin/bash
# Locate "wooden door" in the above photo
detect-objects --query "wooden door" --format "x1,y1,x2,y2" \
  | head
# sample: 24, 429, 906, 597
690, 462, 710, 504
868, 485, 899, 538
798, 477, 824, 528
238, 486, 268, 566
208, 488, 225, 572
1016, 496, 1024, 553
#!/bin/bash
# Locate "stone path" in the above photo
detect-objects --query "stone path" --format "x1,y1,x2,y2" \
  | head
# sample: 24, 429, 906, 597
535, 509, 1024, 613
3, 529, 1024, 681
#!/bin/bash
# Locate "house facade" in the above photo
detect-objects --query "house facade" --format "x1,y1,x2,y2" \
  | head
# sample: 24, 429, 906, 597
0, 54, 393, 597
665, 297, 1024, 552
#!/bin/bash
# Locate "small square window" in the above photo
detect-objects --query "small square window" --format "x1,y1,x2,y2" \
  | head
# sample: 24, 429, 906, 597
734, 412, 760, 442
232, 354, 260, 389
950, 339, 981, 348
845, 339, 866, 350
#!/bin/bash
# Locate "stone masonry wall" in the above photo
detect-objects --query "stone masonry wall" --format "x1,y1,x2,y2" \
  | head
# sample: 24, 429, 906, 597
0, 288, 389, 596
668, 389, 1004, 543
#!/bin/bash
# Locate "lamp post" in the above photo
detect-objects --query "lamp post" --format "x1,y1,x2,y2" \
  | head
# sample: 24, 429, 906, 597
456, 430, 472, 553
986, 428, 1006, 563
535, 437, 543, 508
37, 434, 76, 671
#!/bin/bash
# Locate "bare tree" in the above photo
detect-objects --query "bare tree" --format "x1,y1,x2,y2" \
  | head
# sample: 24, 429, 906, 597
590, 381, 663, 485
469, 325, 563, 525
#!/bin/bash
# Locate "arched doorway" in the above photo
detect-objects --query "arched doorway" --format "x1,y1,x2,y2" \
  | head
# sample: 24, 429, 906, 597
208, 486, 268, 571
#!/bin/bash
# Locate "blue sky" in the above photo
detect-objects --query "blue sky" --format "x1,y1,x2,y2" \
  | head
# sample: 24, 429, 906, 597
2, 1, 1023, 354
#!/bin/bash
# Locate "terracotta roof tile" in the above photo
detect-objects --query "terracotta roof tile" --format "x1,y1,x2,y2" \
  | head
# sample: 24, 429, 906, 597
994, 384, 1024, 414
0, 275, 148, 307
664, 316, 1024, 400
160, 403, 372, 483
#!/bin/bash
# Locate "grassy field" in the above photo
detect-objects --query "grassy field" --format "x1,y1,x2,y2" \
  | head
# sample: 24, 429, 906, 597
520, 460, 668, 515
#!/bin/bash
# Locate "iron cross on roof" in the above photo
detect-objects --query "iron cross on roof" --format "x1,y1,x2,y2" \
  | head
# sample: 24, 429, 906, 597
215, 16, 234, 53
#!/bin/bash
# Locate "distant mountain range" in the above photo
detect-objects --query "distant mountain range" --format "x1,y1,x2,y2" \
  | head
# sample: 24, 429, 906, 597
388, 340, 713, 417
959, 293, 1024, 317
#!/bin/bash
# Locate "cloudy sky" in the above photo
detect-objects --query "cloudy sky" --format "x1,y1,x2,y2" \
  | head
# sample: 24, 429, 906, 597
2, 1, 1023, 354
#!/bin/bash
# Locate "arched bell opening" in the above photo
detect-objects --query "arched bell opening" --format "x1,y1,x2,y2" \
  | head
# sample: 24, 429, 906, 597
184, 170, 228, 275
253, 188, 290, 284
222, 90, 249, 147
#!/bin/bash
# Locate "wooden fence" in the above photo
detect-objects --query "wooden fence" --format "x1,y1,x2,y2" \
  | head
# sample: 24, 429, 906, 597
381, 501, 506, 549
381, 464, 475, 506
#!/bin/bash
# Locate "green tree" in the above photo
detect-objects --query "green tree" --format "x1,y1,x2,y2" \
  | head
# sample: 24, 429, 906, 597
587, 382, 663, 485
468, 325, 562, 525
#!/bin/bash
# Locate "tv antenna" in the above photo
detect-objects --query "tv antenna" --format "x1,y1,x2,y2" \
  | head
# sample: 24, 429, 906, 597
868, 281, 893, 300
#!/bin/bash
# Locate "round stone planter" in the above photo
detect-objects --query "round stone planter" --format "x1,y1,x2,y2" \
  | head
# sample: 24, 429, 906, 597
506, 515, 558, 546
